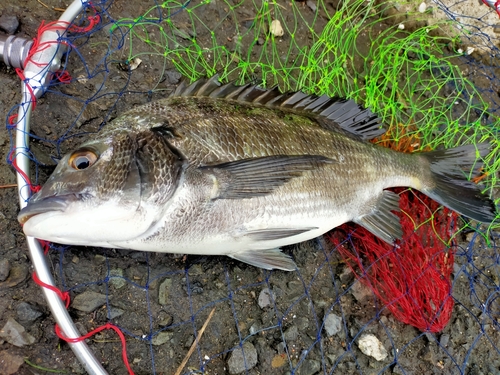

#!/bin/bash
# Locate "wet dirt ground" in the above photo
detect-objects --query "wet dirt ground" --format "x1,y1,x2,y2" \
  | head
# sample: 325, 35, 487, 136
1, 0, 499, 374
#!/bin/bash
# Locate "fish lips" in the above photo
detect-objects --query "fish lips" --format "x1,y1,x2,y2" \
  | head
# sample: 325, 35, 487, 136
18, 195, 75, 225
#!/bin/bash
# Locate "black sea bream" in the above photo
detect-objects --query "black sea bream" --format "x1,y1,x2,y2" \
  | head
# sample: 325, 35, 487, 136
18, 76, 498, 270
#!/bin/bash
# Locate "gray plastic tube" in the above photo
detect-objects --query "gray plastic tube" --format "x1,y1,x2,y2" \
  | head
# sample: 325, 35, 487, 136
14, 1, 108, 374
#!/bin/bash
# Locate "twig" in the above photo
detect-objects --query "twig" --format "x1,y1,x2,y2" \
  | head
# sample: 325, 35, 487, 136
36, 0, 65, 12
0, 184, 17, 189
173, 307, 216, 375
36, 0, 50, 9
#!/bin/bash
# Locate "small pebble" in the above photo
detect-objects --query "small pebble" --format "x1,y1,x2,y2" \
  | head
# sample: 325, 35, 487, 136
440, 333, 450, 347
128, 57, 142, 71
298, 359, 321, 375
71, 291, 107, 312
0, 259, 10, 282
151, 331, 173, 346
108, 268, 126, 289
158, 278, 172, 305
0, 14, 19, 34
0, 318, 36, 347
466, 46, 475, 55
0, 350, 24, 375
165, 70, 182, 84
283, 325, 299, 341
108, 306, 125, 320
258, 288, 274, 309
418, 2, 427, 13
350, 281, 372, 302
227, 342, 258, 374
324, 313, 342, 336
16, 302, 43, 323
270, 19, 284, 37
306, 0, 317, 12
357, 333, 388, 361
158, 311, 173, 327
398, 23, 405, 30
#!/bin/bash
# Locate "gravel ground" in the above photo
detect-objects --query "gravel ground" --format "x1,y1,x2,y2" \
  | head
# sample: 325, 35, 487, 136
0, 0, 499, 374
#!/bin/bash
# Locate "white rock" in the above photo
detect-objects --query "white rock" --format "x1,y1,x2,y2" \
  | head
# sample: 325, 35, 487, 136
270, 20, 284, 37
466, 46, 475, 55
398, 23, 405, 30
357, 333, 388, 361
457, 48, 464, 54
258, 288, 274, 309
418, 2, 427, 13
129, 57, 142, 71
324, 313, 342, 336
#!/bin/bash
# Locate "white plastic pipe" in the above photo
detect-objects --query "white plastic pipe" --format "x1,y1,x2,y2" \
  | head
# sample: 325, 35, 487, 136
482, 0, 500, 15
15, 1, 108, 374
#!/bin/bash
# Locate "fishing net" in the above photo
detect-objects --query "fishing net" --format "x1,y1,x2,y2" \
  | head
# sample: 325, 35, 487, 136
6, 0, 500, 373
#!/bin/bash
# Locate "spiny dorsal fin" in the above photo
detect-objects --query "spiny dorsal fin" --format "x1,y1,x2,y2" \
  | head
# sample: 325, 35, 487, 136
170, 75, 386, 141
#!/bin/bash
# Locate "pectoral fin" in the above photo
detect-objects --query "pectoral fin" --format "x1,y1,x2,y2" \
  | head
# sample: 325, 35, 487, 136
229, 248, 297, 271
201, 155, 333, 199
353, 190, 402, 244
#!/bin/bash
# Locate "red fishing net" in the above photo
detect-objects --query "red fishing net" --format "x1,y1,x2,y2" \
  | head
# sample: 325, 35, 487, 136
331, 189, 457, 332
331, 122, 458, 333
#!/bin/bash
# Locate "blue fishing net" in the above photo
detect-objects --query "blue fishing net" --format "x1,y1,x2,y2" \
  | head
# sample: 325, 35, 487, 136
6, 0, 500, 373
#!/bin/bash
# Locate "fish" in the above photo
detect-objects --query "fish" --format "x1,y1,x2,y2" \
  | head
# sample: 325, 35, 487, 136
18, 76, 498, 271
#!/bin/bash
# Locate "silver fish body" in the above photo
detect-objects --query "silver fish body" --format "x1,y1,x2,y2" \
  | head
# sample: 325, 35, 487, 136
18, 76, 498, 270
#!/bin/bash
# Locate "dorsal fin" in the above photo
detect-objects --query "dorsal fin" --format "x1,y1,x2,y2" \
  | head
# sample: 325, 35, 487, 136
170, 75, 386, 141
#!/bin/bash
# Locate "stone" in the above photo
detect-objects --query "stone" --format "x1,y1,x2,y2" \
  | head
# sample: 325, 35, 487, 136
227, 342, 258, 374
440, 333, 450, 347
296, 317, 309, 331
108, 306, 125, 320
283, 325, 298, 341
298, 359, 320, 375
269, 19, 284, 37
306, 0, 317, 12
151, 331, 173, 346
157, 311, 173, 327
0, 264, 28, 289
0, 318, 36, 347
0, 259, 9, 281
0, 14, 19, 34
324, 313, 342, 336
158, 278, 172, 305
165, 70, 182, 84
0, 350, 24, 374
350, 281, 372, 302
258, 288, 274, 309
71, 291, 107, 312
108, 268, 126, 289
16, 302, 43, 323
357, 334, 388, 361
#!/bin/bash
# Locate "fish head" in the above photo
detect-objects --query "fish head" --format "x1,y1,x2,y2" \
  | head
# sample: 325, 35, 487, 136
18, 131, 154, 246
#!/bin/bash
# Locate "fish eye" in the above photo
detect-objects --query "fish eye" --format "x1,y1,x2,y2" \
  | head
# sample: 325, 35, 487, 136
69, 149, 98, 170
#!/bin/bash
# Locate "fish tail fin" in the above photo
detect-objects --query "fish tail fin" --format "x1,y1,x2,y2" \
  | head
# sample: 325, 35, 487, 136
421, 143, 497, 223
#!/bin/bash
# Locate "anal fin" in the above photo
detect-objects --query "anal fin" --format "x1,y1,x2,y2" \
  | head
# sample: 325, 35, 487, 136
229, 248, 297, 271
353, 190, 402, 244
245, 227, 317, 241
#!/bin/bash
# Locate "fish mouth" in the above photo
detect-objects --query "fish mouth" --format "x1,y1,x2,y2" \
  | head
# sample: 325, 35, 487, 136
18, 195, 75, 225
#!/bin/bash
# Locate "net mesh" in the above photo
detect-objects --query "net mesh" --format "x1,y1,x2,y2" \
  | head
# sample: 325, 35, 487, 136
7, 0, 500, 373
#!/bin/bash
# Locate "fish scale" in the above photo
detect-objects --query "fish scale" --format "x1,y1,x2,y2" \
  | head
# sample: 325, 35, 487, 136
18, 76, 498, 270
